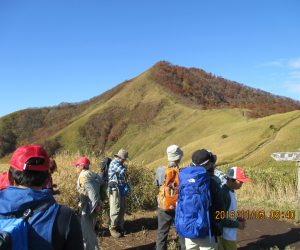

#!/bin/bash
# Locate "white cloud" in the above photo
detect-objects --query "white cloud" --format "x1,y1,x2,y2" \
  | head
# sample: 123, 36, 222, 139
287, 84, 300, 93
259, 57, 300, 99
259, 60, 284, 67
288, 71, 300, 80
259, 57, 300, 69
288, 58, 300, 69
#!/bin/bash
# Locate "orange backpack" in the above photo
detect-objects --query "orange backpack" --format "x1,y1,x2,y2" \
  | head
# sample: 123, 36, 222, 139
158, 167, 179, 211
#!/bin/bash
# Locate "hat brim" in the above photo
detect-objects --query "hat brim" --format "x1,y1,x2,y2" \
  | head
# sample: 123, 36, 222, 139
238, 178, 252, 183
71, 161, 79, 166
114, 154, 128, 160
168, 155, 182, 161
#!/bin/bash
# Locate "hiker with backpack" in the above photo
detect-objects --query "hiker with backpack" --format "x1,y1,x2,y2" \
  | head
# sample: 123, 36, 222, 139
218, 167, 251, 250
71, 156, 102, 250
155, 144, 186, 250
107, 148, 130, 238
175, 149, 223, 250
0, 144, 83, 250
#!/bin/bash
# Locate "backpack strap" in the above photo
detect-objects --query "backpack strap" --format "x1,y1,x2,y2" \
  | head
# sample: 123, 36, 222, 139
24, 202, 52, 221
52, 205, 73, 245
206, 208, 211, 242
0, 202, 52, 220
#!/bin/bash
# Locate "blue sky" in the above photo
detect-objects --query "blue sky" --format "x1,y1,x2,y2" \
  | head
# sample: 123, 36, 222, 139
0, 0, 300, 118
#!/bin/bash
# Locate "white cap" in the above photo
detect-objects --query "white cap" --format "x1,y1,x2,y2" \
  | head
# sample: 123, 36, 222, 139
167, 145, 183, 161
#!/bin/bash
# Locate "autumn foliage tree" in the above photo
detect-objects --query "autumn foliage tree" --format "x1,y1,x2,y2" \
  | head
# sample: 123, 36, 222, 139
0, 120, 17, 157
150, 61, 300, 117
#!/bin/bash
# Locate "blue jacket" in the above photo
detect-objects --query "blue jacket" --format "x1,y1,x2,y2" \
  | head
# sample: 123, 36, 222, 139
0, 186, 59, 250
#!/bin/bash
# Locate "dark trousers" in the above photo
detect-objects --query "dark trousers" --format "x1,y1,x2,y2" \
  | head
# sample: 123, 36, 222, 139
156, 208, 186, 250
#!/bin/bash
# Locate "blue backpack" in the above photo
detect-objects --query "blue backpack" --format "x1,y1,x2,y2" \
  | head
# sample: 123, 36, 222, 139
0, 202, 59, 250
175, 166, 211, 239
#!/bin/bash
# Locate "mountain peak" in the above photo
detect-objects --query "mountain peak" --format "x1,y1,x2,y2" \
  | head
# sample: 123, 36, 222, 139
148, 61, 300, 117
1, 61, 300, 158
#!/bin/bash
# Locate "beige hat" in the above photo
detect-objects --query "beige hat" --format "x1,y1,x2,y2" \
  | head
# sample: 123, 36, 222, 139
114, 148, 129, 160
167, 145, 183, 161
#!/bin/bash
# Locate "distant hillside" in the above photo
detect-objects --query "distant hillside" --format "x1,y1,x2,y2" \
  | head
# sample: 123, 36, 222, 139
0, 61, 299, 162
0, 82, 127, 157
150, 61, 300, 117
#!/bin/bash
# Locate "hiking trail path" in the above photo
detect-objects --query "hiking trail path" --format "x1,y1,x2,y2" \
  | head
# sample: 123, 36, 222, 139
98, 210, 300, 250
227, 112, 300, 164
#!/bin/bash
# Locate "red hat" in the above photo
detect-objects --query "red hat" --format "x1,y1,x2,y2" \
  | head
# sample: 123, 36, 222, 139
71, 157, 90, 166
227, 167, 251, 183
10, 145, 50, 172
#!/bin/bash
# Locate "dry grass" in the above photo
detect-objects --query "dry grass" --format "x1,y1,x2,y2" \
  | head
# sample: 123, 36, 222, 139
217, 162, 299, 221
52, 152, 157, 213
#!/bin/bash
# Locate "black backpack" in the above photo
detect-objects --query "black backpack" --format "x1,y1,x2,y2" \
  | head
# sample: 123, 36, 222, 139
98, 157, 112, 201
99, 157, 112, 183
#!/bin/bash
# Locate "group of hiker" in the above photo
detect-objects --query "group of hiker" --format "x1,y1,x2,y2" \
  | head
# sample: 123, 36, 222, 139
0, 143, 251, 250
155, 145, 251, 250
71, 148, 130, 250
0, 145, 130, 250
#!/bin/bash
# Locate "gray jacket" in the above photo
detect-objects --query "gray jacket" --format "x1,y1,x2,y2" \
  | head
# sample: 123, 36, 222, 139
77, 169, 102, 215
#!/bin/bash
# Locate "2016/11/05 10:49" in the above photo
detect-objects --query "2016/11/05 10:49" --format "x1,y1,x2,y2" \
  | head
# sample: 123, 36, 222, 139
215, 210, 296, 220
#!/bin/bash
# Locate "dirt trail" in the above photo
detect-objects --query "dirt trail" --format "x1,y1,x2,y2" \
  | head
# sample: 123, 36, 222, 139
99, 211, 157, 250
225, 112, 300, 164
98, 210, 300, 250
238, 218, 300, 249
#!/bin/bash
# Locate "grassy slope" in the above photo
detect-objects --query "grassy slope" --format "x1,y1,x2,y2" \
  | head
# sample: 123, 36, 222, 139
141, 110, 300, 167
47, 68, 300, 172
231, 112, 300, 211
54, 71, 166, 152
110, 75, 300, 168
52, 83, 134, 151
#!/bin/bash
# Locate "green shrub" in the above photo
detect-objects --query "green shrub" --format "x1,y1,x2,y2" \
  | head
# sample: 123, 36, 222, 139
221, 134, 228, 139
